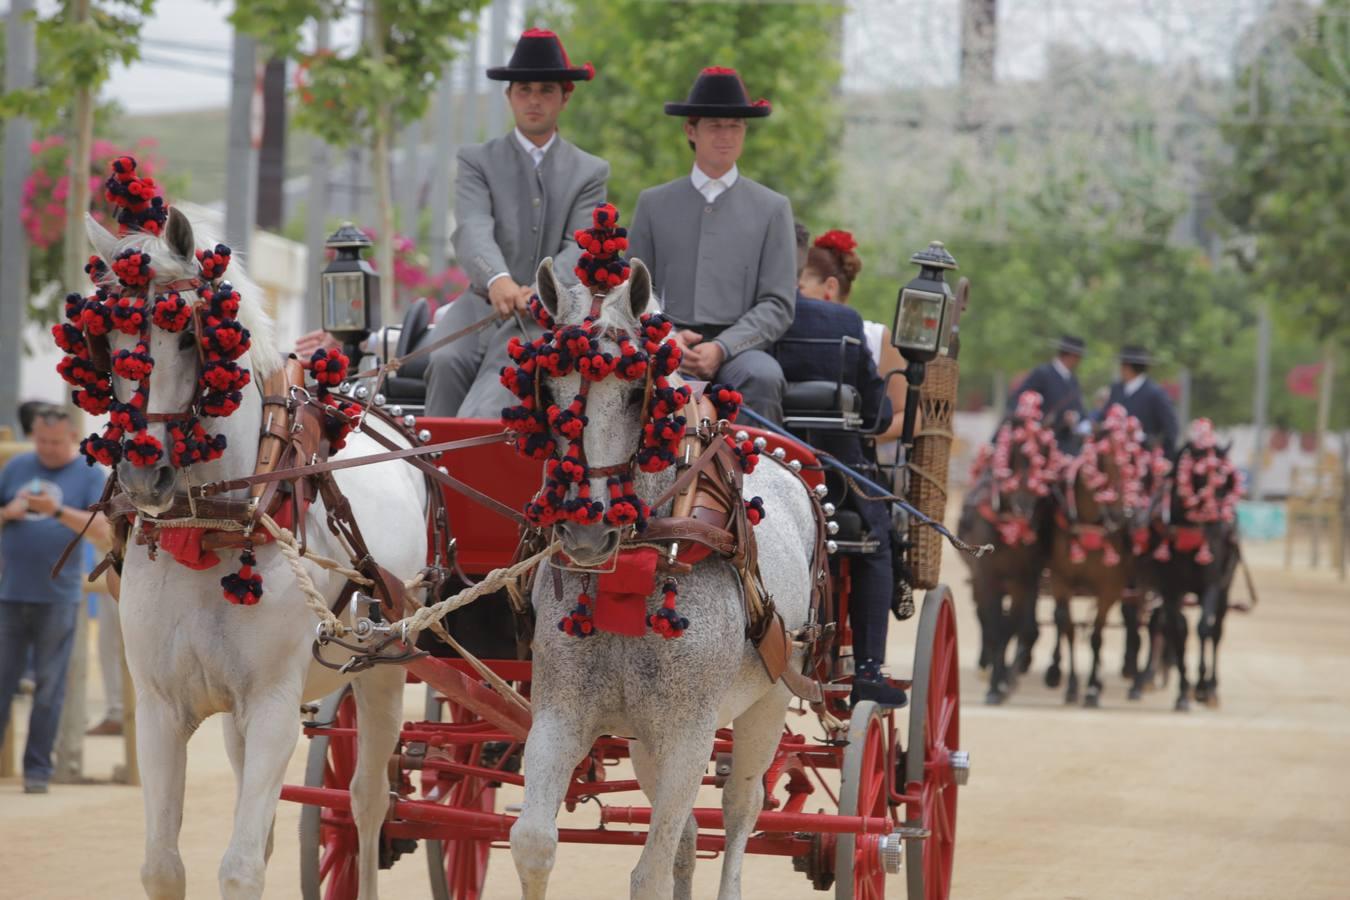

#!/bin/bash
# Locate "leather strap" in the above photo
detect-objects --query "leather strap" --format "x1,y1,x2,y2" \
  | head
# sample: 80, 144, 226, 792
198, 430, 513, 496
346, 310, 500, 381
639, 517, 738, 557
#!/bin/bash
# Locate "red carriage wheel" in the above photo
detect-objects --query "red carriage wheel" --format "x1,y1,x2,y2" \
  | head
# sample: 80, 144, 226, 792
835, 700, 894, 899
300, 686, 360, 900
905, 585, 964, 900
425, 686, 497, 900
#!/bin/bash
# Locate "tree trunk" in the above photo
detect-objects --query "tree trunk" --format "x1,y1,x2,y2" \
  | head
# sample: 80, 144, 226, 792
63, 0, 94, 291
1314, 339, 1336, 457
369, 1, 397, 328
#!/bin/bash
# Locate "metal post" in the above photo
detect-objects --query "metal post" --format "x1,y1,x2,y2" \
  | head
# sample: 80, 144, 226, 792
1249, 304, 1271, 500
462, 26, 481, 145
304, 20, 333, 332
1177, 366, 1192, 427
225, 31, 260, 259
427, 60, 458, 275
256, 55, 288, 231
0, 0, 36, 436
485, 0, 509, 138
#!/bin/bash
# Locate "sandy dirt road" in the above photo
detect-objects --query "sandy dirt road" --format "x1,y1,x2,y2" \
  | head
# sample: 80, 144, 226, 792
4, 541, 1349, 899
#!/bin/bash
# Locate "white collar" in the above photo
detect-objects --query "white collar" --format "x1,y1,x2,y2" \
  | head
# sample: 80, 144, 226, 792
514, 128, 557, 164
691, 163, 739, 192
1052, 358, 1072, 380
1123, 373, 1147, 396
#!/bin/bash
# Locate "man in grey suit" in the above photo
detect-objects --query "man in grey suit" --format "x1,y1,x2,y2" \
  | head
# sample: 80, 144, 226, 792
626, 67, 797, 424
425, 29, 610, 417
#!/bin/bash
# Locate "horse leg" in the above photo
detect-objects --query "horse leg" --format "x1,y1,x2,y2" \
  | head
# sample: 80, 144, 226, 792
136, 697, 190, 900
1207, 588, 1229, 705
631, 741, 697, 900
348, 666, 406, 899
1014, 589, 1039, 675
1054, 600, 1077, 703
717, 689, 790, 900
221, 713, 275, 863
1129, 602, 1157, 701
1084, 598, 1109, 708
1120, 599, 1141, 680
511, 712, 595, 900
629, 723, 718, 900
984, 592, 1013, 705
218, 691, 304, 899
1170, 596, 1191, 712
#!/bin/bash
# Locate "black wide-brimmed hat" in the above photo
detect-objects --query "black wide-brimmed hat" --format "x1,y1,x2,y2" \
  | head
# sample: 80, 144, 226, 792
1119, 345, 1152, 366
486, 29, 594, 83
664, 67, 772, 118
1054, 335, 1086, 356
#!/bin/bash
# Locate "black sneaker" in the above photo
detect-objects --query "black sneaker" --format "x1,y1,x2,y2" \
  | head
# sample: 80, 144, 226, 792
851, 675, 908, 708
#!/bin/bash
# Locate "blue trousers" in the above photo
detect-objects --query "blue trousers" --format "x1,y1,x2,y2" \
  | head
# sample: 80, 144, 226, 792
0, 600, 79, 784
847, 536, 893, 663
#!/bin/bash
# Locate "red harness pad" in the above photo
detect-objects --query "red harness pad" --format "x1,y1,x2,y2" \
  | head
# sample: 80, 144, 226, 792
1172, 526, 1206, 553
157, 528, 220, 570
594, 547, 659, 637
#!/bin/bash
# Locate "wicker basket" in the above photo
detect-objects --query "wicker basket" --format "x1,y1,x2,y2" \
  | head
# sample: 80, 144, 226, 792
907, 355, 960, 589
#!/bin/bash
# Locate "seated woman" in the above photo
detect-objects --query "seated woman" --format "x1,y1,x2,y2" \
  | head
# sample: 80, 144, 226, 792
776, 230, 906, 707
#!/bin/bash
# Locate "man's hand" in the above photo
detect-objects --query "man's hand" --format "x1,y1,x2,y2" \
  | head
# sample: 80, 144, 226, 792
488, 276, 523, 317
295, 330, 339, 358
2, 495, 28, 522
681, 340, 726, 381
25, 489, 59, 517
514, 284, 535, 313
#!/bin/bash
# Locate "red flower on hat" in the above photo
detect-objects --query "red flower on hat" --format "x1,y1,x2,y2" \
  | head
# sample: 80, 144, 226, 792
814, 230, 857, 254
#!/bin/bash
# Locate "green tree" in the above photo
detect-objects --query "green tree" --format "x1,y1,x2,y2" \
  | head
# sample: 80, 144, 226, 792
232, 0, 486, 325
552, 0, 844, 220
1216, 0, 1348, 434
2, 1, 156, 298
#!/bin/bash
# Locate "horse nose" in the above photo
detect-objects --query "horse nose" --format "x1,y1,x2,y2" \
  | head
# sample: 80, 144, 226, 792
118, 460, 176, 508
557, 523, 621, 566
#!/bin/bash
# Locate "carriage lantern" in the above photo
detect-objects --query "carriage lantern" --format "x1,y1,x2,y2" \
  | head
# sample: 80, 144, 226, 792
891, 240, 958, 447
321, 222, 381, 351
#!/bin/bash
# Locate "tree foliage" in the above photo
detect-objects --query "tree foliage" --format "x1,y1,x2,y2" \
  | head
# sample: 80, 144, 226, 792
0, 1, 154, 125
550, 0, 844, 219
232, 0, 484, 148
1215, 0, 1349, 345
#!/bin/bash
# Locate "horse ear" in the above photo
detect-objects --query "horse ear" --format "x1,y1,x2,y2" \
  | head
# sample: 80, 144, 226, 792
627, 258, 653, 319
535, 257, 561, 319
165, 206, 196, 262
84, 214, 119, 266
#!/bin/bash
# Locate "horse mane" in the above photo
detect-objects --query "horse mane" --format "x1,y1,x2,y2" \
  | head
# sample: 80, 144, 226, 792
93, 218, 281, 380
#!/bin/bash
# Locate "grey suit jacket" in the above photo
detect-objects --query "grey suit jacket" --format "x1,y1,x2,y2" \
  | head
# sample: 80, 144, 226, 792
452, 133, 609, 293
627, 174, 796, 359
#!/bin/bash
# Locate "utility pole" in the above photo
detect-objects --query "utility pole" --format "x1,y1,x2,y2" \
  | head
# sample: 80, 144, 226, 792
427, 58, 458, 275
1249, 304, 1271, 500
484, 0, 509, 139
304, 18, 332, 332
462, 23, 481, 145
225, 31, 260, 259
397, 117, 423, 243
0, 0, 36, 435
256, 55, 287, 231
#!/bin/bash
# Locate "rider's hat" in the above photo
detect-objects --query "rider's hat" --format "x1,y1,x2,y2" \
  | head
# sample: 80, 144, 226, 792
1054, 335, 1086, 357
664, 67, 772, 118
1119, 345, 1152, 367
486, 29, 595, 83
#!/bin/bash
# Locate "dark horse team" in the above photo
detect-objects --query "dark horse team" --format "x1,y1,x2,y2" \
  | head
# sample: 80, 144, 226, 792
960, 339, 1244, 710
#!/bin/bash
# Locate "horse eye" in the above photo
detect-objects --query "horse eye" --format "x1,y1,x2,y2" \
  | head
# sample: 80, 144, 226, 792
178, 331, 197, 351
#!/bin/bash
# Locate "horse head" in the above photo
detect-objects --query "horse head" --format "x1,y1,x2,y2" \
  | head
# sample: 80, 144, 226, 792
506, 254, 675, 567
81, 203, 278, 515
969, 392, 1060, 548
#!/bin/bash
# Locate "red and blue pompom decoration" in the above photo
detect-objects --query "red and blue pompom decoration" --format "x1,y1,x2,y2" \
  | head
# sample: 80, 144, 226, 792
558, 593, 596, 637
151, 292, 193, 332
306, 347, 349, 388
707, 383, 743, 422
574, 203, 630, 290
745, 496, 765, 526
221, 546, 263, 606
648, 580, 689, 639
196, 244, 232, 280
123, 430, 164, 468
111, 342, 155, 382
109, 294, 148, 335
111, 248, 154, 288
104, 156, 167, 236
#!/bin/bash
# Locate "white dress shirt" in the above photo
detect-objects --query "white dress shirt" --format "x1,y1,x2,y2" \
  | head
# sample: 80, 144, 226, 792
1052, 357, 1073, 381
514, 128, 557, 168
690, 163, 739, 204
1123, 373, 1147, 397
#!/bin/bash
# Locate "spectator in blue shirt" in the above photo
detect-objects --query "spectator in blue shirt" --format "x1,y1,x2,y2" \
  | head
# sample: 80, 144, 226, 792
0, 406, 110, 793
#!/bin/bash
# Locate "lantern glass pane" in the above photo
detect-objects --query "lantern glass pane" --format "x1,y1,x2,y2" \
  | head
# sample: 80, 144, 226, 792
893, 288, 945, 353
323, 272, 367, 332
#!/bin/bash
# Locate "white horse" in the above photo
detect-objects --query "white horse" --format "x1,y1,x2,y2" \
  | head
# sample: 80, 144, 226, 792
87, 207, 426, 900
510, 259, 817, 900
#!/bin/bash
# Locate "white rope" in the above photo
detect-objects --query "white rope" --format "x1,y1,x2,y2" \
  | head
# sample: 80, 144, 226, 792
257, 514, 348, 636
392, 541, 559, 636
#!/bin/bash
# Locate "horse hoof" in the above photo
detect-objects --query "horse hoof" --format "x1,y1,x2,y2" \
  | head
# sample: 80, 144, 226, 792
979, 648, 992, 670
1016, 653, 1033, 675
1127, 685, 1142, 702
1194, 684, 1210, 703
1175, 696, 1191, 712
984, 689, 1005, 706
1045, 667, 1062, 689
1083, 692, 1101, 709
1064, 687, 1078, 705
1121, 662, 1138, 680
